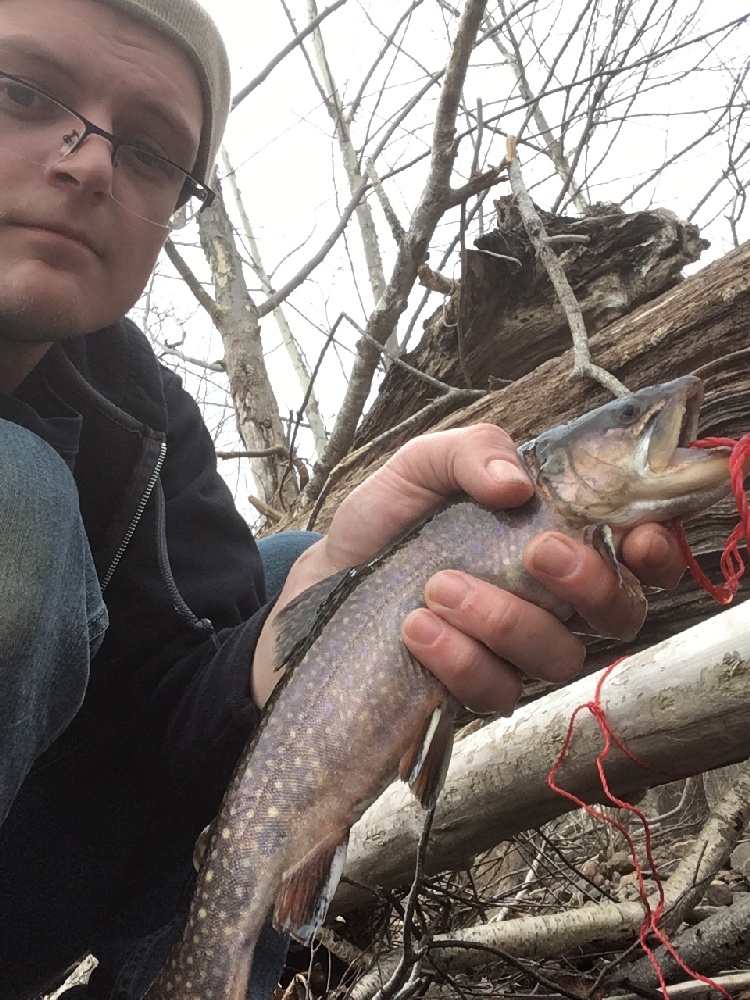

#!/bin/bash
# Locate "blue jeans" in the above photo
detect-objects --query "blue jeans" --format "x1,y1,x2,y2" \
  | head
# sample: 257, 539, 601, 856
0, 417, 321, 998
0, 419, 108, 825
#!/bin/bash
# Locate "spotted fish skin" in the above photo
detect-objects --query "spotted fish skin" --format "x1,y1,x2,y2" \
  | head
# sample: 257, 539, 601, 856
145, 377, 735, 999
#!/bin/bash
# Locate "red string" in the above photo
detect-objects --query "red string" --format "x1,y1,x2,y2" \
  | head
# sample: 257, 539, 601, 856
547, 434, 749, 999
672, 434, 750, 603
548, 664, 733, 1000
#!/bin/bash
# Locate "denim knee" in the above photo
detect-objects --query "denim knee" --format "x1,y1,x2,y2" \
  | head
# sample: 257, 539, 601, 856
0, 420, 106, 815
256, 530, 323, 602
0, 420, 87, 643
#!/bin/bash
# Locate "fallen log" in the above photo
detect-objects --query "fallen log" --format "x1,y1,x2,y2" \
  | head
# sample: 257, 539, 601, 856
332, 599, 750, 916
295, 239, 750, 528
355, 204, 709, 447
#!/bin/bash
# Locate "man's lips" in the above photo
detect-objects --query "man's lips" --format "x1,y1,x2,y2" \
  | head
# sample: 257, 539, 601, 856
10, 221, 101, 257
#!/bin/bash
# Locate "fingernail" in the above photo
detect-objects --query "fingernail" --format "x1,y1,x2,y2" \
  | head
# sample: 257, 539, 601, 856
486, 459, 530, 487
403, 610, 443, 648
529, 536, 581, 579
425, 572, 471, 611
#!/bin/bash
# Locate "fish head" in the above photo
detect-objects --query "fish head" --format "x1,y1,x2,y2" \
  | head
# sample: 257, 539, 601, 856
519, 375, 738, 528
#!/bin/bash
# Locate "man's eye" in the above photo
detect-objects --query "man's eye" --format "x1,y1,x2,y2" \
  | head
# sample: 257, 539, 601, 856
0, 81, 46, 110
132, 144, 162, 168
120, 142, 179, 181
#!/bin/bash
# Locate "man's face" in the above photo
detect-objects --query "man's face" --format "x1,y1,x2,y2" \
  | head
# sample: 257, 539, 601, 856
0, 0, 204, 348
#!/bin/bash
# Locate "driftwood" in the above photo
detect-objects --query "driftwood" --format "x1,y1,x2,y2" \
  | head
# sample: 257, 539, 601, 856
349, 759, 750, 997
293, 237, 750, 527
355, 203, 709, 447
332, 600, 750, 916
610, 892, 750, 992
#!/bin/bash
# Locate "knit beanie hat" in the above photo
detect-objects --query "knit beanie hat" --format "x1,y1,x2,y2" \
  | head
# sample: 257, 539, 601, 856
96, 0, 231, 183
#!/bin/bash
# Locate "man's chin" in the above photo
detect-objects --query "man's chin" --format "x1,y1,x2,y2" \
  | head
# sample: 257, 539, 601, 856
0, 296, 93, 343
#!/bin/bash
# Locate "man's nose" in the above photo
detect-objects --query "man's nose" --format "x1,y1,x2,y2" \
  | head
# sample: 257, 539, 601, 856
48, 130, 116, 197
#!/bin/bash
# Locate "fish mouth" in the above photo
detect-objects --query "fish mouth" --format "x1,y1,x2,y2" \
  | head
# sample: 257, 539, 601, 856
643, 376, 731, 491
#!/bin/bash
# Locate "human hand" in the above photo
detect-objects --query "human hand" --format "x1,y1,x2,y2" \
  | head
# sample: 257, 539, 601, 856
251, 425, 685, 710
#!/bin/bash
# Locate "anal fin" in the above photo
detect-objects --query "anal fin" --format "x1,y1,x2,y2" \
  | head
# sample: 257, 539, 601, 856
399, 695, 457, 810
273, 830, 349, 944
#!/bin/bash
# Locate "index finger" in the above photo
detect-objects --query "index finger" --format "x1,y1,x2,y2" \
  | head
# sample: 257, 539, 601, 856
325, 424, 533, 570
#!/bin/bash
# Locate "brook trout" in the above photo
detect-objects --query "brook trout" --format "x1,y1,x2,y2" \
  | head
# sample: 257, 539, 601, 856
146, 376, 740, 1000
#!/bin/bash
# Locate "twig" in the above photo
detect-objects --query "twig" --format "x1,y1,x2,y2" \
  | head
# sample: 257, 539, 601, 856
217, 447, 289, 460
355, 323, 475, 395
606, 970, 750, 1000
163, 239, 222, 324
247, 496, 283, 523
366, 157, 407, 246
314, 924, 367, 969
543, 234, 591, 247
506, 143, 629, 398
457, 204, 473, 390
230, 0, 348, 110
372, 807, 437, 1000
444, 163, 508, 209
472, 246, 523, 271
417, 264, 455, 296
157, 345, 226, 373
470, 98, 484, 177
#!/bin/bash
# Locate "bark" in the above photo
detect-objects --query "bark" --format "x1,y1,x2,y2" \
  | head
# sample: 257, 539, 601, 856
611, 892, 750, 990
221, 150, 328, 459
197, 184, 299, 510
278, 235, 750, 670
332, 599, 750, 916
354, 205, 709, 448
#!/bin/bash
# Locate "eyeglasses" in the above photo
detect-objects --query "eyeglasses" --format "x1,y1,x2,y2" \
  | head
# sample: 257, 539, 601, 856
0, 71, 214, 229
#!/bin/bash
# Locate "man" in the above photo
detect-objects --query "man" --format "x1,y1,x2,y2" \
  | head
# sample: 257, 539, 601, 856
0, 0, 686, 997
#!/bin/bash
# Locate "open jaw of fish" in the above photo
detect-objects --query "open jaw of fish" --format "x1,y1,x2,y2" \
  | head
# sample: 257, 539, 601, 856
145, 376, 741, 1000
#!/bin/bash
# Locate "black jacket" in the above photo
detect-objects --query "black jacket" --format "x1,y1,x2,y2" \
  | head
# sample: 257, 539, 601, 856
0, 319, 271, 994
15, 318, 269, 806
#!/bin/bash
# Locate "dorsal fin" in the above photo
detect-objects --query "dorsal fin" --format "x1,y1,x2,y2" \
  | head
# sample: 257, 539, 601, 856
273, 568, 354, 670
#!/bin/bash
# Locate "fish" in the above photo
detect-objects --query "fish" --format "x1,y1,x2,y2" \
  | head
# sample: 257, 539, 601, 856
145, 375, 740, 1000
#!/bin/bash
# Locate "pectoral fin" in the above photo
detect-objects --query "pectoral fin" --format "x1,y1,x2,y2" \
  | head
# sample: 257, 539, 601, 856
273, 830, 349, 944
586, 522, 646, 605
586, 523, 623, 584
399, 696, 457, 810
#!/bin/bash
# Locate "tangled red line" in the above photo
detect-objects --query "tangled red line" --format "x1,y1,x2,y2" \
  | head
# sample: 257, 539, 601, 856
548, 433, 749, 1000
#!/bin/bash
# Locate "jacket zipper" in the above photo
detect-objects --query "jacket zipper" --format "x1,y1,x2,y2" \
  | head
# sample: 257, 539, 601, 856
101, 440, 167, 591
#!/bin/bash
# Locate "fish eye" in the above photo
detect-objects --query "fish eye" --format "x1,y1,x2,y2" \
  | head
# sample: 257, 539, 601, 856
617, 401, 642, 425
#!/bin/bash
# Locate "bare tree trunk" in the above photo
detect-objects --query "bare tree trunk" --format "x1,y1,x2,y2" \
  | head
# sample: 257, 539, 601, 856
302, 0, 493, 503
197, 184, 299, 510
221, 149, 328, 459
304, 0, 388, 321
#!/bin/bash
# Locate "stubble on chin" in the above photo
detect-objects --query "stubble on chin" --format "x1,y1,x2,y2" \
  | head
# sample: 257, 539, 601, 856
0, 288, 85, 344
